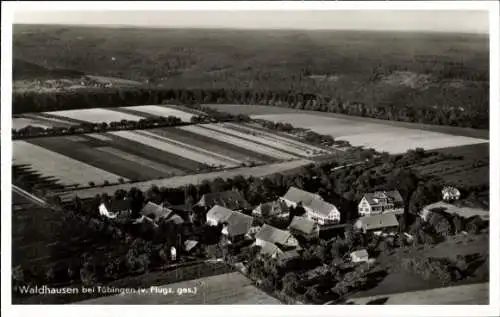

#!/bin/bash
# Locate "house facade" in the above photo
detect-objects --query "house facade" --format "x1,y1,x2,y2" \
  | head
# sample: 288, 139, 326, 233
442, 186, 461, 201
98, 199, 131, 219
358, 190, 404, 216
280, 187, 340, 225
350, 249, 369, 263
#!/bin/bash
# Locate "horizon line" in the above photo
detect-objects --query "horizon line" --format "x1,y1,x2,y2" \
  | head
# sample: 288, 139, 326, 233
13, 23, 489, 35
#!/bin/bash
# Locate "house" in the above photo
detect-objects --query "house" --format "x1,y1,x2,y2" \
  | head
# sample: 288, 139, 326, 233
141, 201, 173, 221
164, 214, 185, 225
222, 211, 254, 240
350, 249, 369, 263
258, 240, 284, 258
206, 205, 253, 239
421, 201, 489, 222
358, 190, 404, 216
354, 213, 399, 234
98, 199, 131, 219
196, 190, 249, 211
288, 216, 320, 240
206, 205, 234, 226
252, 200, 290, 218
280, 187, 340, 225
442, 186, 461, 201
255, 224, 298, 248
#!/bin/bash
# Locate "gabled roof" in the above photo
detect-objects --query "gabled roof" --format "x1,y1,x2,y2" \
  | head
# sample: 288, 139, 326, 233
207, 205, 234, 223
184, 240, 199, 252
225, 211, 254, 237
282, 187, 321, 206
288, 216, 317, 235
197, 190, 249, 210
141, 201, 173, 220
255, 224, 293, 245
357, 213, 399, 231
350, 249, 369, 258
259, 240, 283, 257
253, 200, 289, 215
308, 198, 338, 216
363, 190, 403, 206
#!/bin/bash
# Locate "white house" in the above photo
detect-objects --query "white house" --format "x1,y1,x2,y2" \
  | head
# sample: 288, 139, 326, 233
442, 186, 461, 201
350, 249, 369, 263
280, 187, 340, 225
98, 199, 131, 219
358, 190, 404, 216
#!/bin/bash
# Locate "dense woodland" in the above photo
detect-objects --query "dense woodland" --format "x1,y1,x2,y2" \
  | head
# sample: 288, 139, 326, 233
13, 26, 489, 129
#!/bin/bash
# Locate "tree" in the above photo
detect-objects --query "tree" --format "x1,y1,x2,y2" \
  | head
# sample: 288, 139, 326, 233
282, 272, 300, 296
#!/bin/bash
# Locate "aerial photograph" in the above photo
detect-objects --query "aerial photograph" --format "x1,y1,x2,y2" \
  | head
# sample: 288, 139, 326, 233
7, 7, 492, 307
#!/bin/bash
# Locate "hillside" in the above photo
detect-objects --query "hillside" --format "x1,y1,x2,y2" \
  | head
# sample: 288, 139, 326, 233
12, 25, 489, 128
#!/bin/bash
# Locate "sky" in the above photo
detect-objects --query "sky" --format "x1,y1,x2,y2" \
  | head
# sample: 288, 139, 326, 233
14, 10, 489, 34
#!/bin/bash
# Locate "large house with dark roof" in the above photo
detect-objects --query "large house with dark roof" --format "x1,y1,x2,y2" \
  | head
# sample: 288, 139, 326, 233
288, 216, 319, 240
141, 202, 173, 221
252, 200, 290, 218
255, 224, 299, 248
206, 205, 253, 240
196, 190, 249, 211
280, 187, 340, 225
354, 213, 399, 234
358, 190, 404, 216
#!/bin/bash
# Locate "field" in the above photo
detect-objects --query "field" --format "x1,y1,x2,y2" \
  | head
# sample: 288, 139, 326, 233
13, 114, 331, 195
55, 159, 313, 203
78, 272, 282, 304
349, 233, 489, 301
347, 282, 488, 305
207, 108, 489, 154
12, 105, 197, 129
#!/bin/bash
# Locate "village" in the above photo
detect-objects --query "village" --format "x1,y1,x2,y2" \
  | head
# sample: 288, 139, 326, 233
92, 181, 487, 304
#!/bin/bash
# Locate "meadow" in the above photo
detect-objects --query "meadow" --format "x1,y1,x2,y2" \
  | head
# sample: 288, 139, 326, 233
78, 272, 282, 304
207, 104, 489, 154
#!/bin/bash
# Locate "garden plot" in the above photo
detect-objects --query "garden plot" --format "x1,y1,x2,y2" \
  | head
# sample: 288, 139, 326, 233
180, 125, 298, 161
110, 130, 240, 168
120, 105, 194, 122
253, 113, 488, 154
13, 140, 126, 187
46, 108, 145, 124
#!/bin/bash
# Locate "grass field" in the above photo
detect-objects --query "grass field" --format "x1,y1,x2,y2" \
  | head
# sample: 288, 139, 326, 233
47, 108, 145, 124
78, 272, 282, 304
55, 159, 313, 202
349, 233, 489, 300
347, 282, 488, 305
12, 117, 51, 130
120, 105, 194, 122
13, 140, 126, 187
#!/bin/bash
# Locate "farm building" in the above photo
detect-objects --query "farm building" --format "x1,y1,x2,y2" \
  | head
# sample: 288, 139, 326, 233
163, 214, 185, 225
252, 200, 290, 218
350, 249, 369, 263
358, 190, 404, 216
288, 216, 319, 240
141, 201, 173, 221
421, 201, 489, 222
255, 224, 299, 248
98, 199, 131, 219
442, 186, 461, 201
196, 190, 250, 211
354, 213, 399, 234
280, 187, 340, 225
206, 205, 253, 240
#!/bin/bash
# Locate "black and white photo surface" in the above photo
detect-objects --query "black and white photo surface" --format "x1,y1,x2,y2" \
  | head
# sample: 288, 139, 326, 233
1, 1, 499, 316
